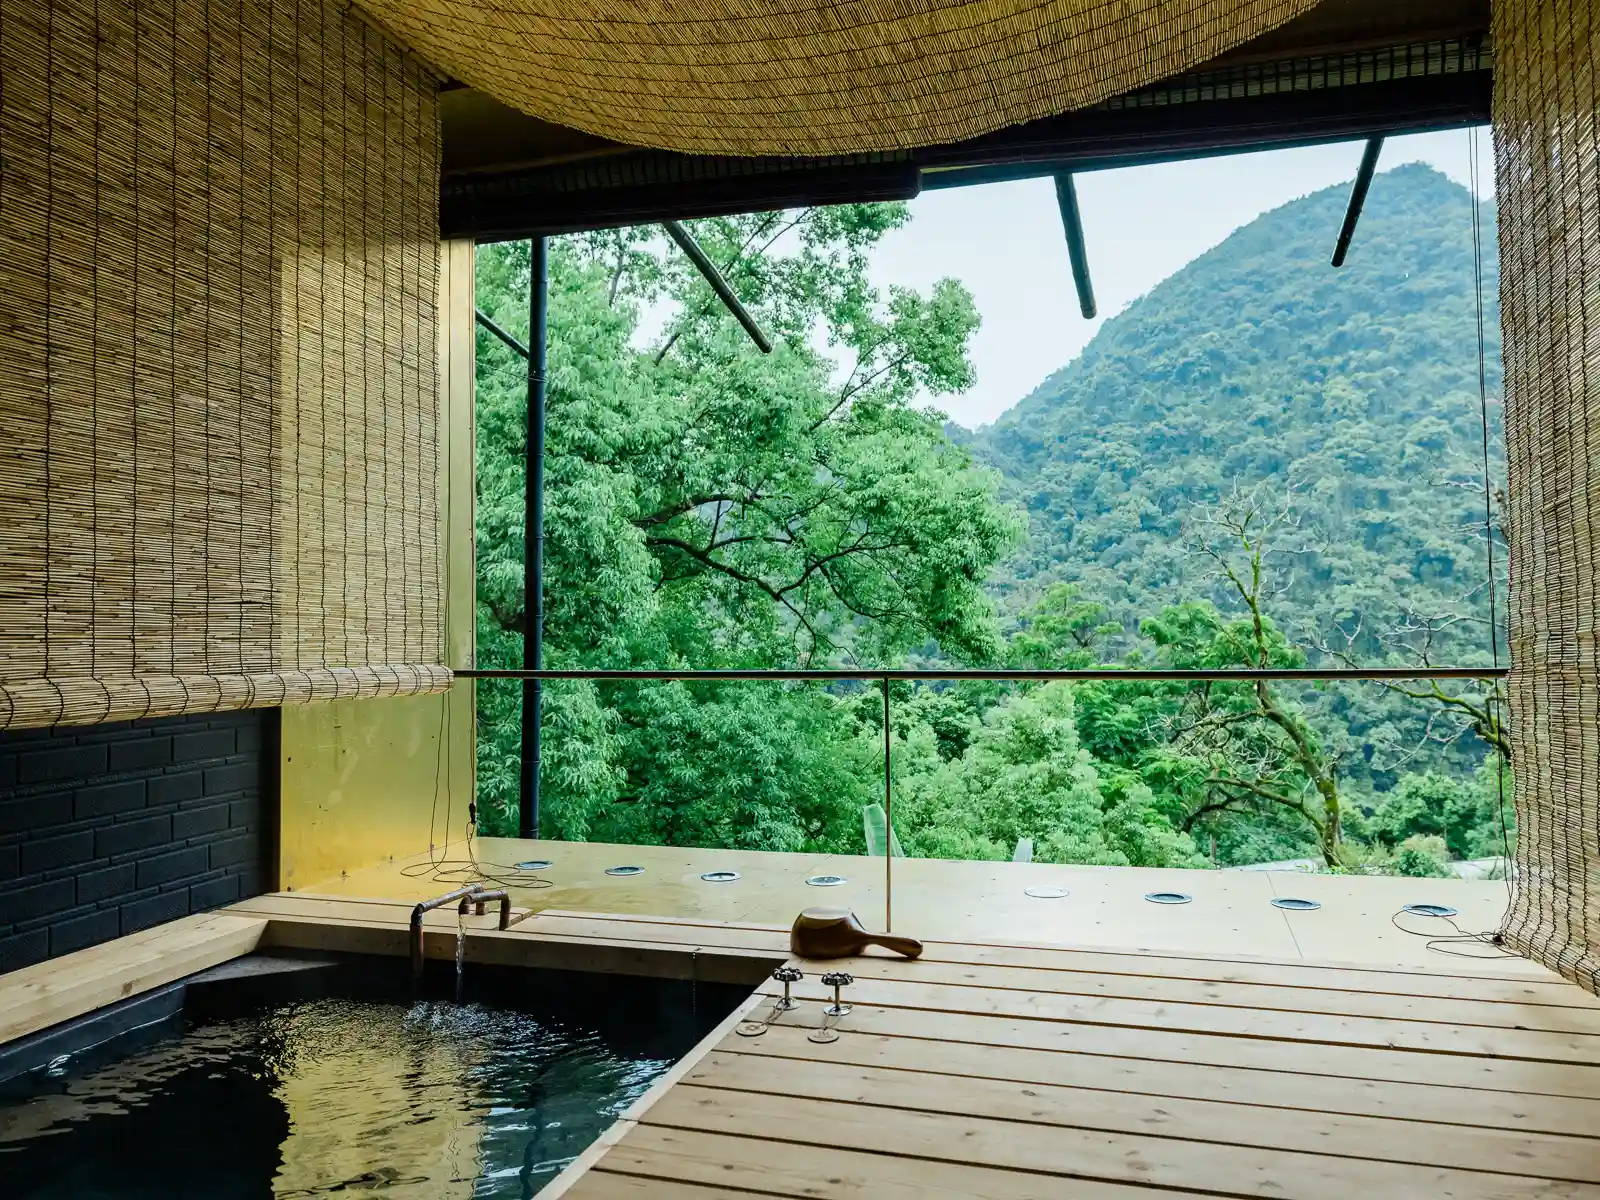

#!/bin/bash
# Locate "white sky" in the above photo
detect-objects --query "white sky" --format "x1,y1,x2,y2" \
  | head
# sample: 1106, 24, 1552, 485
872, 129, 1493, 429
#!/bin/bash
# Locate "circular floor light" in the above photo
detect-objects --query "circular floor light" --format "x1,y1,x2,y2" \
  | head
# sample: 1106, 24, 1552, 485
515, 859, 553, 871
1145, 891, 1192, 905
1271, 897, 1321, 911
605, 865, 645, 877
1402, 902, 1459, 918
700, 870, 741, 883
1024, 886, 1070, 899
806, 874, 848, 887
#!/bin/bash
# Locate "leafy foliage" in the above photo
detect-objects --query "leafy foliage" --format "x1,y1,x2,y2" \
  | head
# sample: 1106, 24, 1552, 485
472, 165, 1511, 874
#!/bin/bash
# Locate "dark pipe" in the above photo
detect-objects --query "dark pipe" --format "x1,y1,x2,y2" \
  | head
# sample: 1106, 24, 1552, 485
1332, 137, 1384, 267
662, 219, 773, 353
411, 884, 485, 979
1053, 172, 1097, 319
475, 308, 530, 359
520, 239, 547, 841
459, 889, 513, 930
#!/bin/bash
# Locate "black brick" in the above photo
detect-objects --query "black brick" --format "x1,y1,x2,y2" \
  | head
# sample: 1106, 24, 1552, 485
21, 831, 95, 874
0, 753, 16, 789
0, 929, 49, 973
235, 722, 262, 754
203, 762, 257, 797
228, 798, 260, 829
172, 728, 235, 762
95, 814, 171, 858
233, 866, 264, 897
120, 890, 189, 935
148, 773, 204, 806
50, 909, 120, 956
75, 780, 147, 820
77, 863, 136, 904
137, 846, 210, 889
0, 795, 72, 835
107, 736, 173, 773
2, 880, 76, 923
173, 802, 231, 840
0, 845, 17, 882
20, 744, 107, 784
208, 835, 257, 870
189, 874, 240, 910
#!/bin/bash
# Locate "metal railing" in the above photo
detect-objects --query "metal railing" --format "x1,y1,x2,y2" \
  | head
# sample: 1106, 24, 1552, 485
458, 664, 1508, 931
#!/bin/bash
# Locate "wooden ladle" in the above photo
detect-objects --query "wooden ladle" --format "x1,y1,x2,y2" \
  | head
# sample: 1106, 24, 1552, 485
790, 907, 924, 960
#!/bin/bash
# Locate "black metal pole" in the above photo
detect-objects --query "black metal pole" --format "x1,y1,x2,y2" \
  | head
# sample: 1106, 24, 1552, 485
662, 219, 773, 354
1332, 137, 1384, 267
1053, 172, 1097, 319
882, 675, 892, 932
519, 239, 547, 841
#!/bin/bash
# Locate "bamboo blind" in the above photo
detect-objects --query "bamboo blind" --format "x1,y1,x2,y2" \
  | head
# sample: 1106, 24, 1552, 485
354, 0, 1321, 157
1496, 0, 1600, 991
0, 0, 450, 730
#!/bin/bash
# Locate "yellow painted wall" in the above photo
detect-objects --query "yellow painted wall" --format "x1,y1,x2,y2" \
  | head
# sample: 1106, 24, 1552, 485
279, 240, 477, 891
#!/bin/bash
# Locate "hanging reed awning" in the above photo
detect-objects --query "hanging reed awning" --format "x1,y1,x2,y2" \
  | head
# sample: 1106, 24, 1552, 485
0, 0, 451, 730
359, 0, 1324, 157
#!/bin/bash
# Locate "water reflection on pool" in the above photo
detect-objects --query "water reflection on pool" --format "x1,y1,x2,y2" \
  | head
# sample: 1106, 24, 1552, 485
1, 972, 726, 1199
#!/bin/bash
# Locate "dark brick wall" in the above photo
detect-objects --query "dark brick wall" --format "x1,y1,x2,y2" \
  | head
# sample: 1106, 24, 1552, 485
0, 709, 276, 974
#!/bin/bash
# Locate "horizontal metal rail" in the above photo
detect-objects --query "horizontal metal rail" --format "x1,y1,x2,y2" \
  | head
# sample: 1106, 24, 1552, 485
456, 667, 1507, 682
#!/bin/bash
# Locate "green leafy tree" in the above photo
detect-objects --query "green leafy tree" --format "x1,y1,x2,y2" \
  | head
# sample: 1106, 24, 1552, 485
473, 210, 1021, 839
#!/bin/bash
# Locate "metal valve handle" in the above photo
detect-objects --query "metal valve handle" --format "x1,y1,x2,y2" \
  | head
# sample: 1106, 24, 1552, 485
771, 965, 804, 1011
820, 970, 853, 1017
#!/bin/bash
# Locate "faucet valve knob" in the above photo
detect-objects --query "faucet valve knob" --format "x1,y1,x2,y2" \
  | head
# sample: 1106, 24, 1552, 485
819, 971, 854, 1017
771, 965, 804, 1011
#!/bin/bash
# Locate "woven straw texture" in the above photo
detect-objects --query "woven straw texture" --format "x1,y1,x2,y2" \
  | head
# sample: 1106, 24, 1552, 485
354, 0, 1321, 156
0, 0, 450, 730
1496, 0, 1600, 990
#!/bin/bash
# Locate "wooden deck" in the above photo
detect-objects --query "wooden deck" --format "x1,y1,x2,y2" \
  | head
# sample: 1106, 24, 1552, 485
310, 837, 1521, 969
9, 896, 1600, 1198
540, 911, 1600, 1200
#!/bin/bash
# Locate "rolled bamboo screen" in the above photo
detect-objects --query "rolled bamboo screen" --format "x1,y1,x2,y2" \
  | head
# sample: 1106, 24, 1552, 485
1496, 0, 1600, 991
354, 0, 1321, 157
0, 0, 450, 730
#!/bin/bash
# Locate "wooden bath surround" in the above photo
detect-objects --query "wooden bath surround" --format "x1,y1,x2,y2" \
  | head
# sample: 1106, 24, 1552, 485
6, 891, 1600, 1197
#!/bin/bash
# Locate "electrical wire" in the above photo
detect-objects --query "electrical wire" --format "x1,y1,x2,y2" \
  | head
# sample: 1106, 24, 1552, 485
399, 676, 553, 892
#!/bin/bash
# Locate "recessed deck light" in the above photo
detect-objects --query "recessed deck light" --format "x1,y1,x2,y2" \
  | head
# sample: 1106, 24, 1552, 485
805, 874, 847, 887
604, 865, 644, 877
1024, 886, 1070, 899
1271, 897, 1321, 911
700, 870, 740, 882
1144, 891, 1192, 904
514, 859, 553, 871
1402, 902, 1458, 918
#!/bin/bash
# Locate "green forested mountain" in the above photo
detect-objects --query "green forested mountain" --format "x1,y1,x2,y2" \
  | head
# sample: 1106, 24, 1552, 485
971, 163, 1502, 657
471, 165, 1511, 873
964, 164, 1506, 799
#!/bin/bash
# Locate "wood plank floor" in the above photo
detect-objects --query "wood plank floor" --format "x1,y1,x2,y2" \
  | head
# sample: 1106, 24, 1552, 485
547, 914, 1600, 1200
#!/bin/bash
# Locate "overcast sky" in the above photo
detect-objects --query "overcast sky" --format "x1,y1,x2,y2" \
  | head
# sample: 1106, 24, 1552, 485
871, 128, 1493, 430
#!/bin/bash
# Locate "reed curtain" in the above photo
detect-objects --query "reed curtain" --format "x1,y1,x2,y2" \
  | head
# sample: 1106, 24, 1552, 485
1497, 0, 1600, 990
355, 0, 1321, 157
0, 0, 450, 730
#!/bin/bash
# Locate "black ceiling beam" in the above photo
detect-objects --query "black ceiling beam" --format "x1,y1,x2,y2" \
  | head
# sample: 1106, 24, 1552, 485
1052, 173, 1096, 320
662, 219, 773, 353
443, 70, 1489, 242
1331, 136, 1385, 266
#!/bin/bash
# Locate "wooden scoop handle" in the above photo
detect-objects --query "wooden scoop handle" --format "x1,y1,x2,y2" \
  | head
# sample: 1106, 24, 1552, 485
866, 932, 924, 959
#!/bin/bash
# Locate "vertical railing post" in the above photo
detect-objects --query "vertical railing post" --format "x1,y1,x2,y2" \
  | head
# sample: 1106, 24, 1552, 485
519, 238, 548, 841
882, 674, 892, 932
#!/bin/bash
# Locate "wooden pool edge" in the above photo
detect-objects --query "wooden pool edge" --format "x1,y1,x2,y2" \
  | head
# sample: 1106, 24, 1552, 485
0, 893, 790, 1049
536, 989, 768, 1200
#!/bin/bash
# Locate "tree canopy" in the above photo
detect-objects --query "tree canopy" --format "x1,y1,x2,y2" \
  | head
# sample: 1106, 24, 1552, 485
472, 165, 1512, 875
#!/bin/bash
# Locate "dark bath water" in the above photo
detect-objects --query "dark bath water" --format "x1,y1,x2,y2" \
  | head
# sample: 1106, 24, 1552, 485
0, 963, 740, 1199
